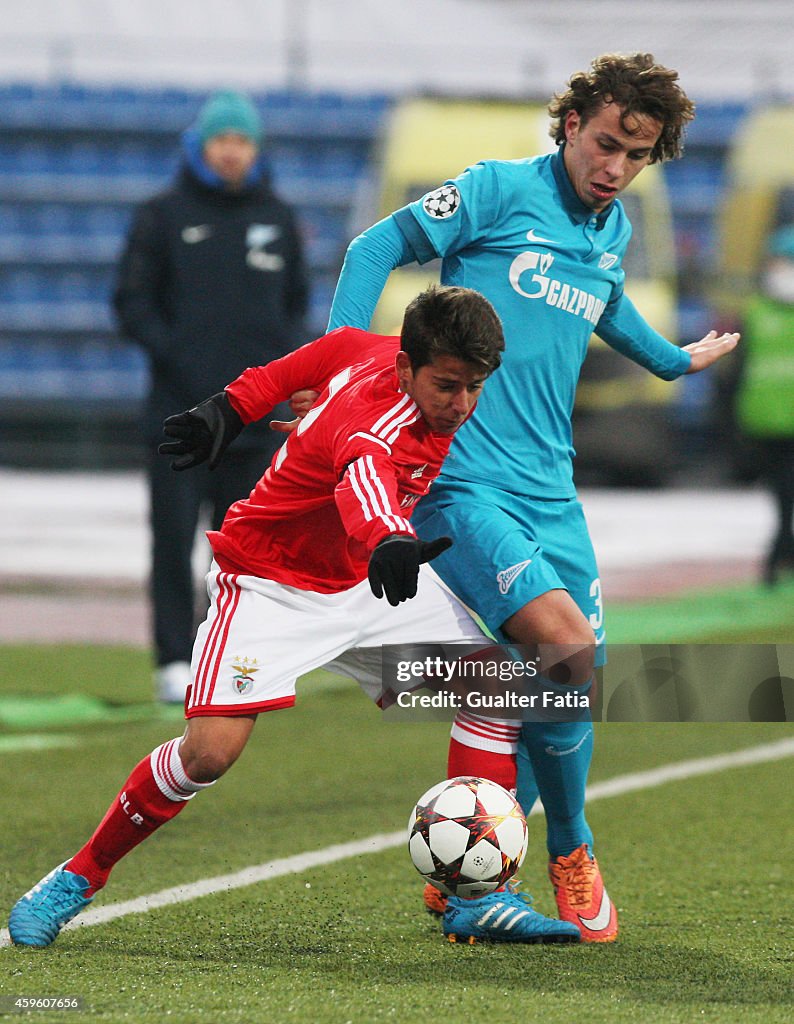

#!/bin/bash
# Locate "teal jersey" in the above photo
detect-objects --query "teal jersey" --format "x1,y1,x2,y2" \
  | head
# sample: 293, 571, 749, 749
393, 150, 689, 497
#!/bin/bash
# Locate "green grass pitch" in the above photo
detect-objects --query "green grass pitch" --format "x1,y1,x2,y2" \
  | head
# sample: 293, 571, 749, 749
0, 581, 792, 1023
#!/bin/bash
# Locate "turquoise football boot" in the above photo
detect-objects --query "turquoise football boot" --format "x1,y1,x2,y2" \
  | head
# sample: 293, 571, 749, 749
9, 863, 93, 947
442, 882, 580, 944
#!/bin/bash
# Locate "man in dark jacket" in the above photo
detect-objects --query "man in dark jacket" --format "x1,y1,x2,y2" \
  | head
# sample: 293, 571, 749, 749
114, 90, 309, 703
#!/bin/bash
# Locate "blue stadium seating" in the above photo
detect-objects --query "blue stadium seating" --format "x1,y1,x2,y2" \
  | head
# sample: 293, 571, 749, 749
0, 84, 390, 445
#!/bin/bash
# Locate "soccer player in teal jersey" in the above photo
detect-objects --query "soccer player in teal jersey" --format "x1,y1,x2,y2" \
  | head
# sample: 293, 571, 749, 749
326, 53, 739, 943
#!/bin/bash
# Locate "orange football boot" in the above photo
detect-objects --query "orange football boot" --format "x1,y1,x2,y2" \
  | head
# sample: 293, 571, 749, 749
548, 843, 618, 943
422, 883, 448, 917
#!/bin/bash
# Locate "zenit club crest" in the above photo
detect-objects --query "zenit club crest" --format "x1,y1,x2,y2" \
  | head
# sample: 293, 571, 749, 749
496, 559, 532, 595
231, 656, 260, 695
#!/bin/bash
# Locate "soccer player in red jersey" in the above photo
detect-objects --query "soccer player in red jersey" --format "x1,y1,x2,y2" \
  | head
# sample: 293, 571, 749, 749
10, 285, 567, 948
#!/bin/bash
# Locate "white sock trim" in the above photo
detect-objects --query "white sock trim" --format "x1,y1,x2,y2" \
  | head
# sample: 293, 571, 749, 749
150, 738, 215, 802
450, 711, 521, 755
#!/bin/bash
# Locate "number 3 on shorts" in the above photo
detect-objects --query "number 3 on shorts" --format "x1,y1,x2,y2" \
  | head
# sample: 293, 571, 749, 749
588, 577, 603, 631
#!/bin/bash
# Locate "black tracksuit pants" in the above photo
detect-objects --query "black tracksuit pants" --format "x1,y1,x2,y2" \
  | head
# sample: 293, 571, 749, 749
147, 442, 274, 666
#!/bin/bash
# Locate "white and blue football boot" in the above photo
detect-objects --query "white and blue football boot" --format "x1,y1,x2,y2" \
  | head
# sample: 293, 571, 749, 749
442, 882, 580, 944
8, 863, 93, 947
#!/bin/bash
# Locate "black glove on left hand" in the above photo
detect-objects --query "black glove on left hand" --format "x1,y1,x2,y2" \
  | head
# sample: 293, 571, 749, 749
158, 392, 244, 471
368, 535, 453, 606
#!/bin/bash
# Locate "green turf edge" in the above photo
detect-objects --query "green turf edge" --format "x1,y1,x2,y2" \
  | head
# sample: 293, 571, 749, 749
606, 578, 794, 643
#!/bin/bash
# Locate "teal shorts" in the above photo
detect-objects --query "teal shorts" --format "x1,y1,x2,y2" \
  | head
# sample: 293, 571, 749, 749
412, 479, 606, 664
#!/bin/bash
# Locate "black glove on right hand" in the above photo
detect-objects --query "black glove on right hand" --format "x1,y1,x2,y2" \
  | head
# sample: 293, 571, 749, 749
158, 392, 244, 471
368, 535, 453, 606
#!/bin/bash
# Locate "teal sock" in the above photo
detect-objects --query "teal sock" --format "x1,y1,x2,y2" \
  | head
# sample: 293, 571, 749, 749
515, 740, 539, 816
520, 693, 594, 859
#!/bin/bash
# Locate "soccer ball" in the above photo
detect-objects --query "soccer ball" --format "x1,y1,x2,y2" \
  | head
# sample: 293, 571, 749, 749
407, 776, 528, 899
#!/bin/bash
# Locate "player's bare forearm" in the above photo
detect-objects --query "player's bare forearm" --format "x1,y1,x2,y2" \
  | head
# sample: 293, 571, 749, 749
682, 331, 740, 374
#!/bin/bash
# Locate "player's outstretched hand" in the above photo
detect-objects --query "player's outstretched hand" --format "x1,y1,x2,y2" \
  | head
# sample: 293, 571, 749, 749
159, 392, 244, 471
368, 535, 453, 606
290, 388, 320, 417
269, 416, 301, 434
683, 330, 740, 373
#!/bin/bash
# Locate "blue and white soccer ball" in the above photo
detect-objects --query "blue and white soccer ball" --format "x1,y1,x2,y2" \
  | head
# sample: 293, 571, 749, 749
407, 776, 528, 899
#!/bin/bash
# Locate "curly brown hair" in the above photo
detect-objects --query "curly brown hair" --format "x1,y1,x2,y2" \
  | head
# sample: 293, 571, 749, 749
548, 52, 695, 163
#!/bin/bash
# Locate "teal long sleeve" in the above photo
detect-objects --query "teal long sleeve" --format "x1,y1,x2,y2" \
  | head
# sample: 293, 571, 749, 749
327, 215, 416, 332
597, 292, 691, 379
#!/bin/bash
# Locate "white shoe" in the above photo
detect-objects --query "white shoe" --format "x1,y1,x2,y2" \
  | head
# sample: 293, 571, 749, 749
155, 661, 191, 704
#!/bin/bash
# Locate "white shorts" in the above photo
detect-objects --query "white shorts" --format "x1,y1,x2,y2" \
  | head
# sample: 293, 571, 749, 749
186, 562, 488, 717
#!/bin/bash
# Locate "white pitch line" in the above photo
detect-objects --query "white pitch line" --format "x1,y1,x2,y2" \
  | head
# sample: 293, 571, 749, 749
2, 736, 793, 948
0, 734, 79, 753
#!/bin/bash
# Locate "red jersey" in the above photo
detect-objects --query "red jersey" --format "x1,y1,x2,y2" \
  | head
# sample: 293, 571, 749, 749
209, 327, 458, 592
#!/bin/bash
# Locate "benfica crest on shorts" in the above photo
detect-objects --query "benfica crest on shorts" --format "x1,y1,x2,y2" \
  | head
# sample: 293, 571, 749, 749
231, 656, 259, 695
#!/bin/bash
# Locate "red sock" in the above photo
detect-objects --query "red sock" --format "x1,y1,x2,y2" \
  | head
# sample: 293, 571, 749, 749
67, 739, 204, 893
448, 711, 520, 793
448, 737, 517, 792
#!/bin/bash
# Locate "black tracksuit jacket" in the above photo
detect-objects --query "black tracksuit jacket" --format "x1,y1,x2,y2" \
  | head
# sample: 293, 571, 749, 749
114, 164, 309, 445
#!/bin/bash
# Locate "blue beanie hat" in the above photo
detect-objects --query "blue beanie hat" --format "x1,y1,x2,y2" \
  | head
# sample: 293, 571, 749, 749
196, 90, 262, 145
767, 225, 794, 261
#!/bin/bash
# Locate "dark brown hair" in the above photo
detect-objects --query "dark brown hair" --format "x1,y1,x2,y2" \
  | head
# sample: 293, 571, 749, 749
548, 52, 695, 163
401, 285, 504, 375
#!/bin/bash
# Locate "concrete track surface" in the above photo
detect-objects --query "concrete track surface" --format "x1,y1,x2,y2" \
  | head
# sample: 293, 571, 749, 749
0, 469, 772, 647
